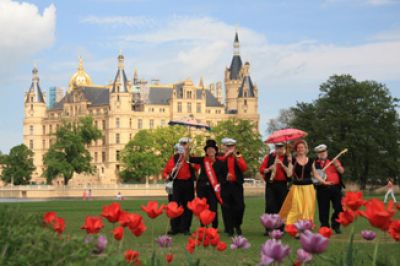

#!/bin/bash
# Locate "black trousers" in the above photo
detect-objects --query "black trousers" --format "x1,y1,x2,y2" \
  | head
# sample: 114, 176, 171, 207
221, 182, 245, 234
196, 182, 219, 229
316, 185, 343, 229
265, 181, 288, 214
170, 179, 195, 233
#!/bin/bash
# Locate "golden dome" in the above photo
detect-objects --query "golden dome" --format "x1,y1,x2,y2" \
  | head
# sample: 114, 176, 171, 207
68, 57, 93, 91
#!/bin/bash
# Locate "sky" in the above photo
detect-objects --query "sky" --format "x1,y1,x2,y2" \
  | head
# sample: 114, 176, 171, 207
0, 0, 399, 153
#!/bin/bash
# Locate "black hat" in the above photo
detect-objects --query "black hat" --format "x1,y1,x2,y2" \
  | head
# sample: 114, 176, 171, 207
204, 139, 218, 152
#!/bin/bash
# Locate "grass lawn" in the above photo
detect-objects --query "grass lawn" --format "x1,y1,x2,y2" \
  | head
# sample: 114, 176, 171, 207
2, 196, 400, 265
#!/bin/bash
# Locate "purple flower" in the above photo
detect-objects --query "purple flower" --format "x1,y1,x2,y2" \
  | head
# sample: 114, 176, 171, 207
300, 230, 329, 254
260, 214, 283, 230
95, 235, 108, 254
296, 248, 313, 263
295, 220, 314, 233
269, 230, 283, 240
230, 236, 251, 249
155, 235, 173, 248
361, 230, 376, 241
258, 239, 290, 265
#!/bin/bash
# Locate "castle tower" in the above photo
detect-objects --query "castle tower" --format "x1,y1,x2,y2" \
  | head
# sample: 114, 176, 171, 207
109, 51, 132, 183
23, 66, 47, 181
237, 62, 258, 119
224, 32, 243, 113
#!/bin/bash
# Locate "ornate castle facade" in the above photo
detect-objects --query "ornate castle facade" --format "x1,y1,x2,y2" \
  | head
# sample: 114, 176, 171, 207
23, 33, 259, 185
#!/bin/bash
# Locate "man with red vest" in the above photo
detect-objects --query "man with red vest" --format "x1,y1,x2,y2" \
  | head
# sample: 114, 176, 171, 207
260, 142, 292, 234
314, 144, 345, 234
163, 137, 196, 235
219, 137, 247, 236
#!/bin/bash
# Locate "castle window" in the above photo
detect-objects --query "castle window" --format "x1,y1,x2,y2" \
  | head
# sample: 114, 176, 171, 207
129, 118, 132, 128
138, 119, 143, 129
95, 152, 98, 162
186, 91, 192, 99
102, 152, 106, 162
177, 102, 182, 113
116, 150, 120, 161
117, 95, 120, 102
29, 140, 33, 149
102, 120, 106, 130
95, 120, 98, 128
49, 125, 53, 133
116, 118, 120, 128
29, 125, 34, 135
31, 97, 33, 102
187, 102, 192, 113
196, 103, 201, 113
244, 91, 248, 97
42, 139, 45, 149
150, 119, 154, 129
244, 99, 247, 106
101, 167, 104, 174
116, 133, 120, 144
102, 136, 106, 145
129, 133, 132, 140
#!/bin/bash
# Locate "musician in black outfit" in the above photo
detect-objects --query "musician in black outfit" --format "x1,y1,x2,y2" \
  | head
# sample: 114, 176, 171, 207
189, 139, 226, 229
314, 144, 345, 234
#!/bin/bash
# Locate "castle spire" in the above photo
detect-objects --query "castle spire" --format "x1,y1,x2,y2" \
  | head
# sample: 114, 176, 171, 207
233, 31, 240, 56
112, 51, 129, 93
26, 65, 45, 103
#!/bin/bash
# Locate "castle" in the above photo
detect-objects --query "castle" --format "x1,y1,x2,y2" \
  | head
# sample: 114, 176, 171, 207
23, 32, 259, 185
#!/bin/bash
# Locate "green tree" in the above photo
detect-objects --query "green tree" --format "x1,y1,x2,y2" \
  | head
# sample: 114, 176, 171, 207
0, 144, 35, 185
43, 117, 102, 185
120, 130, 163, 183
212, 118, 267, 177
272, 75, 400, 189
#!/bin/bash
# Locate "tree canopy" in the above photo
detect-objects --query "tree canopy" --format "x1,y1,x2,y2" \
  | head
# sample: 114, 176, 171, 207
43, 117, 102, 185
268, 74, 400, 188
0, 144, 35, 185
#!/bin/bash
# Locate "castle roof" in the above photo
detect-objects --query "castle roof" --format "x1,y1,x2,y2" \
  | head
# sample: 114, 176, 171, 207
238, 75, 255, 98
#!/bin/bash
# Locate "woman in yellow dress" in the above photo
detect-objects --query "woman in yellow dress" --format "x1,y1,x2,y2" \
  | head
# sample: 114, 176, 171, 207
279, 140, 331, 225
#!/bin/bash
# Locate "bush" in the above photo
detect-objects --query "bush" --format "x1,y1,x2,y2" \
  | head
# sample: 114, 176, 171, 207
0, 206, 116, 266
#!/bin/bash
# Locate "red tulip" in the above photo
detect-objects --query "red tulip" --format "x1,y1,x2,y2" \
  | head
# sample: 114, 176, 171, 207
187, 197, 209, 216
141, 201, 164, 219
360, 199, 395, 231
336, 210, 356, 226
165, 201, 184, 219
186, 238, 197, 254
43, 212, 57, 225
101, 202, 121, 223
396, 203, 400, 211
124, 249, 140, 264
341, 191, 366, 211
119, 211, 143, 229
51, 217, 65, 234
165, 253, 174, 264
130, 221, 146, 237
216, 241, 227, 251
388, 220, 400, 241
81, 216, 104, 234
318, 227, 333, 238
113, 226, 124, 240
199, 209, 216, 226
285, 224, 298, 238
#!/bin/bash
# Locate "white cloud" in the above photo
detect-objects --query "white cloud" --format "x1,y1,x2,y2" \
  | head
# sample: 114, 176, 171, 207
371, 28, 400, 41
112, 16, 400, 134
0, 0, 56, 79
81, 15, 156, 28
366, 0, 396, 5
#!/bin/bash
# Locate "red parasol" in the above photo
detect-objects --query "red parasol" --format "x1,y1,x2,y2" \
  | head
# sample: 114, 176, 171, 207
264, 128, 307, 144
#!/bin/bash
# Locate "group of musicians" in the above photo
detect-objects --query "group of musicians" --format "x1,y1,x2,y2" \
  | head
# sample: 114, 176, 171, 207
163, 138, 345, 236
